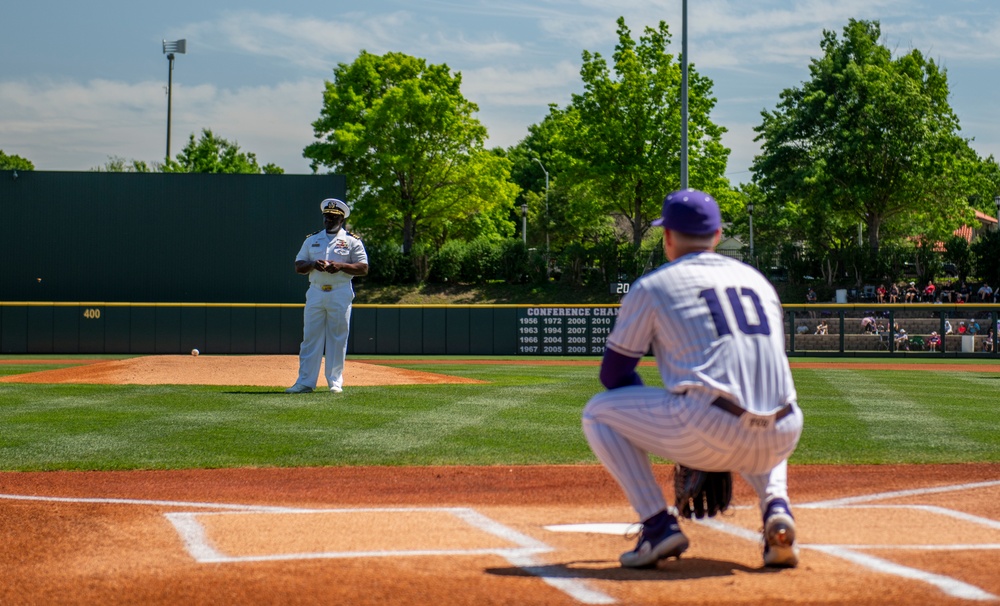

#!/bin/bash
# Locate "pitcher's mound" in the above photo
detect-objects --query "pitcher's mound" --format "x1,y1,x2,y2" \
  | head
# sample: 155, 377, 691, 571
0, 356, 485, 387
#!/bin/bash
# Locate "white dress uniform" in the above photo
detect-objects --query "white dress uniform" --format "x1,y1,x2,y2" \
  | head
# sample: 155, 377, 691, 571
291, 219, 367, 391
582, 225, 802, 523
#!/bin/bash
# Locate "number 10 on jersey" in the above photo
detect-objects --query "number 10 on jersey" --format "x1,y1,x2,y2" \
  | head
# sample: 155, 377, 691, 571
699, 287, 771, 336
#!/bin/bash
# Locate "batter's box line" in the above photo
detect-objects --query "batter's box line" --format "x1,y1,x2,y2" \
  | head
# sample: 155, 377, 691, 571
164, 506, 553, 564
801, 479, 1000, 508
165, 506, 617, 605
697, 517, 998, 602
696, 482, 1000, 603
0, 494, 616, 605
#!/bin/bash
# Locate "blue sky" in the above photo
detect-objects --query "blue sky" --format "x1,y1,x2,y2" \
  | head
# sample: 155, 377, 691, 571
1, 0, 998, 182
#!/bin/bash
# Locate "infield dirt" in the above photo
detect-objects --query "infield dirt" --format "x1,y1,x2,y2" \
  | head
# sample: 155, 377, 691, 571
1, 357, 998, 604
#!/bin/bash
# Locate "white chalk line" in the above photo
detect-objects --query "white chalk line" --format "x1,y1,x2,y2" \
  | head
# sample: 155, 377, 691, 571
699, 480, 1000, 602
803, 479, 1000, 508
5, 479, 1000, 604
548, 480, 1000, 602
0, 493, 614, 605
807, 546, 997, 602
0, 492, 298, 512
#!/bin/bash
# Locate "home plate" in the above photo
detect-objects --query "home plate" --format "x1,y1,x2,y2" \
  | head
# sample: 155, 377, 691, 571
545, 523, 633, 535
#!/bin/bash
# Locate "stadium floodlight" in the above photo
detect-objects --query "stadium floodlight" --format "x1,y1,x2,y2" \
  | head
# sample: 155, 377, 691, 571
680, 0, 688, 189
162, 39, 187, 161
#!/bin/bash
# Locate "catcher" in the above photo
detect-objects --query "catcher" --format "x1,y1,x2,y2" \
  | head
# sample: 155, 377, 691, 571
582, 189, 803, 569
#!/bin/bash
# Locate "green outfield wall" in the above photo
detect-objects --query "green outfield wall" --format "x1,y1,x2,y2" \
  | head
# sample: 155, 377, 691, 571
1, 302, 998, 358
0, 170, 345, 304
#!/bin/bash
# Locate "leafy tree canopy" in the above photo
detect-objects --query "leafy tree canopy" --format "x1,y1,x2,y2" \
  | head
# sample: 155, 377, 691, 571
92, 156, 151, 173
753, 19, 970, 255
303, 51, 518, 253
506, 106, 610, 251
163, 129, 284, 174
0, 149, 34, 171
545, 17, 730, 248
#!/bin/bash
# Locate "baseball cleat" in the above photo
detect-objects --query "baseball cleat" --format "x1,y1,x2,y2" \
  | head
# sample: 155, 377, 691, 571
330, 386, 343, 393
284, 384, 314, 394
763, 499, 799, 568
619, 513, 688, 569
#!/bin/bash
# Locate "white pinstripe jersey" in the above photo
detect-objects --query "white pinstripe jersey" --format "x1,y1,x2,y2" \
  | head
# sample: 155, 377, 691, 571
606, 251, 796, 414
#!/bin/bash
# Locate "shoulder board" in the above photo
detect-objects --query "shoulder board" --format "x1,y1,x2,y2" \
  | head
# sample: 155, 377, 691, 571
307, 229, 323, 237
348, 231, 362, 240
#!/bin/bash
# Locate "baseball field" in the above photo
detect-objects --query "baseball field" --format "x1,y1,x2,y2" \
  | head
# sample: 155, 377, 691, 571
1, 355, 998, 605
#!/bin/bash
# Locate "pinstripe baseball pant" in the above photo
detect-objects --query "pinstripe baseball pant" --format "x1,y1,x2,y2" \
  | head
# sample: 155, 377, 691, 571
582, 386, 803, 520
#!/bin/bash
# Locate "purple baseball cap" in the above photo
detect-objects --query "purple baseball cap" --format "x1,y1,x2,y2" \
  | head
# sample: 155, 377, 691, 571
652, 188, 721, 235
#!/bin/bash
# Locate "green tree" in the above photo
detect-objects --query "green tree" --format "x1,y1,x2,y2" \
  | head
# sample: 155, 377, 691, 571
964, 154, 1000, 216
0, 150, 34, 170
943, 235, 972, 283
507, 107, 609, 251
93, 156, 151, 173
753, 19, 970, 257
560, 17, 730, 248
163, 129, 284, 174
303, 51, 518, 254
971, 230, 1000, 289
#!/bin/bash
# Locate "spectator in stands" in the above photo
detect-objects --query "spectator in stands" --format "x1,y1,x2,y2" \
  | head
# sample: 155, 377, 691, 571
944, 319, 953, 335
905, 281, 919, 303
815, 320, 828, 335
958, 321, 967, 334
940, 281, 954, 303
889, 283, 900, 303
977, 283, 993, 302
876, 321, 886, 334
922, 281, 936, 302
957, 281, 971, 303
927, 331, 941, 352
796, 324, 809, 334
861, 316, 877, 333
985, 328, 995, 353
894, 328, 909, 350
876, 284, 887, 303
806, 288, 817, 304
967, 319, 980, 335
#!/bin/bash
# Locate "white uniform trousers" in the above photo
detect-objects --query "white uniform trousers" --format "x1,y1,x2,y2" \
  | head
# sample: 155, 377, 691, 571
295, 282, 353, 390
582, 386, 803, 521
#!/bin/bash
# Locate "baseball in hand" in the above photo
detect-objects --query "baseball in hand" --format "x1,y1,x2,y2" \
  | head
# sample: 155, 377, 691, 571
191, 349, 200, 356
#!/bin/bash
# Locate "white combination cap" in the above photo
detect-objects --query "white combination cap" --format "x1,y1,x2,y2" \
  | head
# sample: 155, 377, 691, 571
320, 198, 350, 218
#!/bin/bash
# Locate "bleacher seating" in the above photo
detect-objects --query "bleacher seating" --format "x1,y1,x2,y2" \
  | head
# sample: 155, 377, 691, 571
786, 332, 990, 352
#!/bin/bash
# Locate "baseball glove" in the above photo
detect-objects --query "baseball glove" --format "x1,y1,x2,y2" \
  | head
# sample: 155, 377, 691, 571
673, 463, 732, 519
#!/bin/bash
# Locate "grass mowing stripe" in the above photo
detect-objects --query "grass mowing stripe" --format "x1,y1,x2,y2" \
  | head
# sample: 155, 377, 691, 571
338, 391, 523, 455
799, 368, 994, 463
844, 370, 980, 455
1, 360, 998, 470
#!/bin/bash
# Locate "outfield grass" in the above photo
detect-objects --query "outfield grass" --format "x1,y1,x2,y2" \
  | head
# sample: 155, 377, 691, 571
0, 357, 998, 471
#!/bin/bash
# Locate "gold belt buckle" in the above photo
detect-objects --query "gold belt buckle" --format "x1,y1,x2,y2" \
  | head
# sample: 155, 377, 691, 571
321, 285, 333, 292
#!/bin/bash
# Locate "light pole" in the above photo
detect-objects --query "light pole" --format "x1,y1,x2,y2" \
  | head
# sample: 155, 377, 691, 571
162, 39, 187, 162
532, 158, 549, 254
680, 0, 689, 188
994, 195, 1000, 231
521, 204, 528, 246
747, 201, 755, 264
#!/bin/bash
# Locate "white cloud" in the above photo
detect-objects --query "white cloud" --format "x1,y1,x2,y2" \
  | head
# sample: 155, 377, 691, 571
181, 9, 525, 73
3, 1, 997, 176
0, 76, 322, 173
462, 61, 579, 108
